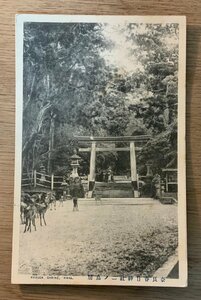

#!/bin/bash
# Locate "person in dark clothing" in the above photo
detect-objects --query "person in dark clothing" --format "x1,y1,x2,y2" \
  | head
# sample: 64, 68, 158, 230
70, 177, 84, 211
73, 197, 78, 211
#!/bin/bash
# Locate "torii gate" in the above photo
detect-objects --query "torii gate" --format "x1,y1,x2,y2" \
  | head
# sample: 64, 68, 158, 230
75, 135, 150, 198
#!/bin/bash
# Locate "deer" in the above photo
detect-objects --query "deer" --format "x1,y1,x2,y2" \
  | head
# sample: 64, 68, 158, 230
21, 192, 34, 228
23, 202, 37, 233
20, 201, 27, 224
35, 193, 49, 226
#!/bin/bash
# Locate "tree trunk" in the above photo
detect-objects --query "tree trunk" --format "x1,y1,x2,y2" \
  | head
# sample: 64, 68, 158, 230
47, 114, 55, 174
22, 102, 51, 155
23, 73, 36, 113
32, 140, 36, 173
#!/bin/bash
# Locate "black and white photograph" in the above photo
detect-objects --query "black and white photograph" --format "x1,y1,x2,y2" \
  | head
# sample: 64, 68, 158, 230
12, 15, 187, 286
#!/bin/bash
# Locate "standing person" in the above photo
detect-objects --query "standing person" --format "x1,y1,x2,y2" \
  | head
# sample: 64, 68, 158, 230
49, 191, 56, 210
152, 174, 161, 199
107, 166, 113, 183
59, 195, 64, 207
73, 197, 78, 211
70, 177, 84, 211
104, 171, 108, 183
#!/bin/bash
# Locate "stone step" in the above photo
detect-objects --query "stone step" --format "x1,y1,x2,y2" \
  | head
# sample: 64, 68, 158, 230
94, 181, 134, 198
95, 189, 134, 198
78, 198, 157, 205
160, 197, 177, 204
95, 182, 132, 190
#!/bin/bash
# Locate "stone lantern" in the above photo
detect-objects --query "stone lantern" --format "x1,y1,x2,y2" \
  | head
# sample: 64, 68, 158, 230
70, 149, 81, 178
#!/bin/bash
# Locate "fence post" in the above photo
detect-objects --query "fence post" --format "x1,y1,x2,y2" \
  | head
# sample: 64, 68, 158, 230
34, 170, 37, 187
51, 173, 54, 190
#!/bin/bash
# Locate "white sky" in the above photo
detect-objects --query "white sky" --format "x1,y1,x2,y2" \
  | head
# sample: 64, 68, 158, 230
101, 23, 178, 75
101, 23, 144, 75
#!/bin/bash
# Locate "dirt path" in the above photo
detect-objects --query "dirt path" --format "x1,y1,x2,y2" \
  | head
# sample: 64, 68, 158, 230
19, 199, 178, 276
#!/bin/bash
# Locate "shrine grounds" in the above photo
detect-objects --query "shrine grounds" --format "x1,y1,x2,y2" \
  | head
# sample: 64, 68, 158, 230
19, 199, 178, 277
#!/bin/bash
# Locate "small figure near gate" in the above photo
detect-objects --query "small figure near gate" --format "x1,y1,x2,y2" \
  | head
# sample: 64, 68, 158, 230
93, 191, 102, 205
59, 195, 64, 207
49, 192, 56, 210
70, 177, 85, 212
152, 174, 161, 199
106, 166, 114, 183
73, 197, 79, 211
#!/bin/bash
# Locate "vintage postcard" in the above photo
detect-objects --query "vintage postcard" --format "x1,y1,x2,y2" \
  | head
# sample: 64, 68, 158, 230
12, 15, 187, 286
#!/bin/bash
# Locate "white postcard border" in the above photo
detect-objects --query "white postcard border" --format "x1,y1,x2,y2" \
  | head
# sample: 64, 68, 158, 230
12, 14, 187, 287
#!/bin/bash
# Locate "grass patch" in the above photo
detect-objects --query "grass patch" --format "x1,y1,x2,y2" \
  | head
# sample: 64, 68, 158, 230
87, 225, 178, 277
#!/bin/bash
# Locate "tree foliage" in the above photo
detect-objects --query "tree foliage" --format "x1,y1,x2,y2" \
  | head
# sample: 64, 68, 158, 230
22, 22, 179, 176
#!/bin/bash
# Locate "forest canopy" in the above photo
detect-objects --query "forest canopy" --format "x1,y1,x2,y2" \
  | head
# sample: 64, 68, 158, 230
22, 22, 179, 176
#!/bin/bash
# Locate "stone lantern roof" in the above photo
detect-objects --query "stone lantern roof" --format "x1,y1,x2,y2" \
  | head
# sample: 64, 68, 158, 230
71, 153, 81, 160
70, 149, 81, 160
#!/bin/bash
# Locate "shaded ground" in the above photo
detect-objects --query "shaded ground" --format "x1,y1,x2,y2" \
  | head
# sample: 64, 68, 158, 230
19, 199, 178, 277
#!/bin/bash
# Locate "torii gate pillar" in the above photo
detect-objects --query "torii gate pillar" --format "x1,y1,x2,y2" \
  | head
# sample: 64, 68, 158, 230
88, 141, 96, 197
130, 141, 139, 197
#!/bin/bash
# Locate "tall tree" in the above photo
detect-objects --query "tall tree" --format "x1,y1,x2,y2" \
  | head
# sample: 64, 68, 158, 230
23, 22, 110, 174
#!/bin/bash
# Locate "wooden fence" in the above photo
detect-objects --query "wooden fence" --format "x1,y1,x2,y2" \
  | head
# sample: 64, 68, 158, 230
21, 171, 63, 190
